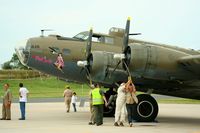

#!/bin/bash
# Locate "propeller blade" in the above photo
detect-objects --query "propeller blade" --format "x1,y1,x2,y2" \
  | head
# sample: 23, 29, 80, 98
114, 82, 120, 87
129, 33, 141, 35
122, 60, 132, 78
86, 28, 93, 59
84, 67, 92, 85
80, 68, 84, 74
77, 28, 93, 86
109, 60, 121, 78
110, 17, 131, 78
122, 17, 131, 53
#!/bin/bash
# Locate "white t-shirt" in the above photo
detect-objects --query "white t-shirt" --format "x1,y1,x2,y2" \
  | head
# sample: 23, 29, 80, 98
71, 95, 77, 104
19, 87, 29, 102
116, 84, 126, 103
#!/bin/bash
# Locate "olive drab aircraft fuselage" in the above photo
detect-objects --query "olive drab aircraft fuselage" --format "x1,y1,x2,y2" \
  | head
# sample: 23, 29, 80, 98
15, 18, 200, 122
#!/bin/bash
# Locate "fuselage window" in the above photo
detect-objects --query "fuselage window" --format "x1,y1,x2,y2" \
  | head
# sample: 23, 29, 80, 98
50, 47, 60, 54
92, 37, 100, 42
104, 37, 114, 44
62, 48, 71, 56
92, 35, 114, 44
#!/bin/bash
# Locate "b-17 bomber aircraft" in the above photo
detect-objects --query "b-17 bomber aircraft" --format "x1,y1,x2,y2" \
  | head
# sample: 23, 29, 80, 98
15, 18, 200, 122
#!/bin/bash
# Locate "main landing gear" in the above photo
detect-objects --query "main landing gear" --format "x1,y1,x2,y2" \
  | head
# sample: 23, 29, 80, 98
103, 94, 158, 122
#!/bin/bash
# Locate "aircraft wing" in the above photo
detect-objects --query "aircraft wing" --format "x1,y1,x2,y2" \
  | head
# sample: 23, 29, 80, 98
178, 55, 200, 75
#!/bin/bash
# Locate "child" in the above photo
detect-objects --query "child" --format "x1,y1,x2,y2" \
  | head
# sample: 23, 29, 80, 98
71, 92, 78, 112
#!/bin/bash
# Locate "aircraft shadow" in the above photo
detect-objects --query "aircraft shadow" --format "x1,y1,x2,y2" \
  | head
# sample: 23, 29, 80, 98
157, 116, 200, 125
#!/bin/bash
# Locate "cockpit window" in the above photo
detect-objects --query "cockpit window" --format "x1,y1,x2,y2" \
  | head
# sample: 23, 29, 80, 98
73, 31, 114, 44
73, 32, 89, 40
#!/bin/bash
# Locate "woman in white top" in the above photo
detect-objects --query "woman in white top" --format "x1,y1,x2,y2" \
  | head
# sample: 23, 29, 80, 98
114, 82, 127, 126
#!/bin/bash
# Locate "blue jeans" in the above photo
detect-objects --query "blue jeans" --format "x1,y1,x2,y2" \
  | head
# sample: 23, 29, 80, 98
72, 103, 77, 112
126, 104, 134, 123
20, 102, 26, 119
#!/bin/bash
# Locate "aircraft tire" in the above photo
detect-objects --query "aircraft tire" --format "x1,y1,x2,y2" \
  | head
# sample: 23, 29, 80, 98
133, 94, 158, 122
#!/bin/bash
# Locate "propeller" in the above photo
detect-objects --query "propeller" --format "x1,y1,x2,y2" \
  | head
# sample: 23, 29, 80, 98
77, 28, 93, 85
78, 28, 93, 69
109, 17, 132, 79
129, 33, 141, 36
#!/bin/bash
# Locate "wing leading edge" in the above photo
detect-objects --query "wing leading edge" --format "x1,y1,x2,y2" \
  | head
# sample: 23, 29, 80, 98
178, 55, 200, 76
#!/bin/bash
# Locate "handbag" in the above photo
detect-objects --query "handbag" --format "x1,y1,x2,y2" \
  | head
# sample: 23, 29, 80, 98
126, 93, 134, 104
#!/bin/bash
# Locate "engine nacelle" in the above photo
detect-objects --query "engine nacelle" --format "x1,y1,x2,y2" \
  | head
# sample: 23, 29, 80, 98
128, 43, 150, 74
89, 51, 107, 80
127, 43, 190, 80
88, 51, 125, 83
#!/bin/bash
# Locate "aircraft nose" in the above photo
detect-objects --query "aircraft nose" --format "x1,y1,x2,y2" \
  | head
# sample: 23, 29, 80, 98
15, 39, 31, 65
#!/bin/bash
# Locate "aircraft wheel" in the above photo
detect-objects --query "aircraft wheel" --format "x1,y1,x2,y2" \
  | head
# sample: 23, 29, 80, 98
133, 94, 158, 122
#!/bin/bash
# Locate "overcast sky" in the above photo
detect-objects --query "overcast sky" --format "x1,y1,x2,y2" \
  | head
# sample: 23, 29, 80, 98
0, 0, 200, 67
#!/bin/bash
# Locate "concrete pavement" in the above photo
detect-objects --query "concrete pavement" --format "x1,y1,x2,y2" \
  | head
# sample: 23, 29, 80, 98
0, 103, 200, 133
